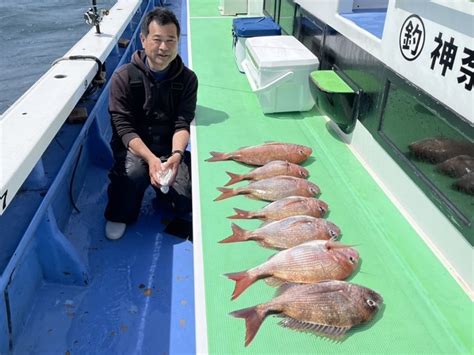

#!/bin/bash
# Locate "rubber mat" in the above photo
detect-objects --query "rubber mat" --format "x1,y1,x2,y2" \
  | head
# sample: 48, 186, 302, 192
190, 6, 472, 355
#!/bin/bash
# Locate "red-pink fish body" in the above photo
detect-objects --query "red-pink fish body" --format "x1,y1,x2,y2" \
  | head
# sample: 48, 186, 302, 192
215, 176, 320, 202
225, 240, 358, 300
225, 160, 309, 186
206, 142, 312, 166
230, 280, 383, 346
220, 216, 341, 248
228, 196, 328, 221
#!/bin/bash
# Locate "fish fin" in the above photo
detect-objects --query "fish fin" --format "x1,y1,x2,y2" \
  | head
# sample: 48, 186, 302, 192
214, 187, 237, 201
266, 253, 278, 261
264, 277, 285, 287
246, 194, 265, 201
206, 151, 228, 162
225, 271, 257, 300
256, 239, 282, 250
229, 306, 266, 347
227, 208, 256, 220
274, 283, 301, 297
224, 171, 244, 186
219, 223, 249, 243
278, 317, 349, 339
325, 241, 353, 250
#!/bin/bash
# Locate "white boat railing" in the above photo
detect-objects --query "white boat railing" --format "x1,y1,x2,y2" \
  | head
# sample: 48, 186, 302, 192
0, 0, 142, 215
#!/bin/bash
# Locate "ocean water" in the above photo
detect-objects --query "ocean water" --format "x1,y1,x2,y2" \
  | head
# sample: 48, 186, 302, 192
0, 0, 117, 115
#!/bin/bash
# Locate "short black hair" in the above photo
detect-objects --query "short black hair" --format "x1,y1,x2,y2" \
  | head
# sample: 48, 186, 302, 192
141, 7, 180, 38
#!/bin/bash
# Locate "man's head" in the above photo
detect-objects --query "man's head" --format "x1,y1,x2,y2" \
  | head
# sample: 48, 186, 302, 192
140, 7, 180, 71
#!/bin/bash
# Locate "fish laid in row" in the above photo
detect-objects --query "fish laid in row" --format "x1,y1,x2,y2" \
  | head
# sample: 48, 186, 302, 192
453, 171, 474, 195
206, 142, 312, 166
230, 280, 383, 346
220, 216, 341, 249
215, 176, 320, 202
224, 160, 309, 186
225, 240, 358, 300
409, 137, 474, 164
436, 155, 474, 178
228, 196, 328, 221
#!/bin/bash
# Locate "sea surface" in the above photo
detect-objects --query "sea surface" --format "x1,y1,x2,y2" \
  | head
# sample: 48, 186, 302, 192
0, 0, 117, 115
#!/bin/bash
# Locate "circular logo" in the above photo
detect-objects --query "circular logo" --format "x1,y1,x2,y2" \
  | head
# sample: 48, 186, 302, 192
399, 14, 425, 61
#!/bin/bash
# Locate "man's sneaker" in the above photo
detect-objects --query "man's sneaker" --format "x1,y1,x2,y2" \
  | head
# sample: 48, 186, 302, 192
105, 221, 127, 240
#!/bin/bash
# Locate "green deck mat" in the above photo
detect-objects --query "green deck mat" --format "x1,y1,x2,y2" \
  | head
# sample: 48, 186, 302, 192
190, 5, 472, 354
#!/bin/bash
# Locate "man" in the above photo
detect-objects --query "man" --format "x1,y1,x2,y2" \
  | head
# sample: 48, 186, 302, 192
104, 7, 198, 240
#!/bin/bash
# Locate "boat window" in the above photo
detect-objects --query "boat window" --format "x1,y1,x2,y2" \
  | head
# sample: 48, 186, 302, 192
379, 79, 474, 245
278, 0, 296, 35
263, 0, 279, 20
295, 8, 326, 64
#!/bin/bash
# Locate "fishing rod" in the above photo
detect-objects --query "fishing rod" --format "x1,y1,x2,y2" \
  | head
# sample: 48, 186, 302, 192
84, 0, 109, 34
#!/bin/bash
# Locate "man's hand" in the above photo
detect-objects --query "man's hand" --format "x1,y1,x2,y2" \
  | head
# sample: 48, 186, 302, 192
148, 155, 164, 188
164, 152, 182, 186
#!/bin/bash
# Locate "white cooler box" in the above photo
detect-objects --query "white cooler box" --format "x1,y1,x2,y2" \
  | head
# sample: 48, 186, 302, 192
242, 35, 319, 114
232, 17, 281, 73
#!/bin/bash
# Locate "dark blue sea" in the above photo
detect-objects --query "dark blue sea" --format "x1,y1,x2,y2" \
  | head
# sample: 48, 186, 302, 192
0, 0, 117, 114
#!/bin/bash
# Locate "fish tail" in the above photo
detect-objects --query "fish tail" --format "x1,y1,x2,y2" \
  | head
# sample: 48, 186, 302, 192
219, 223, 249, 243
206, 151, 228, 162
225, 271, 256, 300
227, 208, 254, 219
224, 171, 243, 186
214, 187, 237, 201
229, 305, 266, 347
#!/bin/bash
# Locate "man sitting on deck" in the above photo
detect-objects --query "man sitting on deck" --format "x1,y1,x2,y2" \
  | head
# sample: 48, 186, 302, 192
104, 7, 198, 240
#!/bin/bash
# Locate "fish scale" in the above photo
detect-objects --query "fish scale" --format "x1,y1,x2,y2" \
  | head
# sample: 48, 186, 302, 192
225, 240, 359, 300
206, 142, 313, 166
215, 176, 320, 202
230, 281, 383, 346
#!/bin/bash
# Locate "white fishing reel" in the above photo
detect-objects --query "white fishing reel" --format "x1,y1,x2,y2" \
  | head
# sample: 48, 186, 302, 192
84, 1, 109, 34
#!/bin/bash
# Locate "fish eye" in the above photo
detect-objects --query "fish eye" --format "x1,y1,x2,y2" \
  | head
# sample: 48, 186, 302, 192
349, 256, 355, 263
319, 206, 327, 214
329, 230, 337, 238
298, 149, 305, 155
366, 299, 376, 308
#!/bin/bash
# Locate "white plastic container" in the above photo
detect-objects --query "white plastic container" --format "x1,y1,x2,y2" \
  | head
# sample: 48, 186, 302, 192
232, 17, 281, 73
219, 0, 247, 16
242, 35, 319, 113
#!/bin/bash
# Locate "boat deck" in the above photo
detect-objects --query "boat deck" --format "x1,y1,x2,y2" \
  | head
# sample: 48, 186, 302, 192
2, 0, 472, 353
8, 0, 195, 353
190, 0, 471, 353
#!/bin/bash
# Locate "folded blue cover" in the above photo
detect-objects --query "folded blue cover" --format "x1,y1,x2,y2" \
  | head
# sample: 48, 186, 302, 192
232, 17, 281, 37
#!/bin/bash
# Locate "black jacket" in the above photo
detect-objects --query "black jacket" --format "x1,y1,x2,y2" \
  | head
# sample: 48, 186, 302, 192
108, 50, 198, 156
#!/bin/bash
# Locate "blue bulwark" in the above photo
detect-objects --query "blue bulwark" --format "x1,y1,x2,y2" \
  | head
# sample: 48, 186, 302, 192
232, 17, 281, 37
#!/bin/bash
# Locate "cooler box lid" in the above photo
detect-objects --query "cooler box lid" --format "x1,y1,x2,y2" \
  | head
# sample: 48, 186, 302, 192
246, 35, 319, 68
232, 17, 281, 37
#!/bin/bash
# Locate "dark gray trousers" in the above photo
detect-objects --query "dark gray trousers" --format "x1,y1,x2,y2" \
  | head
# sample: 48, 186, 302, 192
104, 150, 191, 224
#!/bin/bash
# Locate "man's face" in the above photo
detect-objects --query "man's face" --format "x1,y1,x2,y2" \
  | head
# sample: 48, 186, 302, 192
141, 20, 178, 71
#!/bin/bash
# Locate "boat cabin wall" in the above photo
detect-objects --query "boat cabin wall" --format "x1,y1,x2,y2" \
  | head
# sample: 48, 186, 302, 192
270, 1, 473, 244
